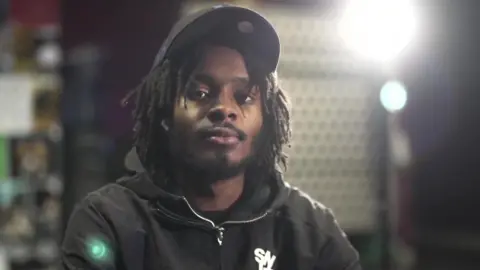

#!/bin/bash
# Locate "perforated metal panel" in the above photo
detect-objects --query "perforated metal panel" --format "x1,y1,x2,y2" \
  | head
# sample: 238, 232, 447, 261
183, 2, 379, 232
282, 78, 377, 231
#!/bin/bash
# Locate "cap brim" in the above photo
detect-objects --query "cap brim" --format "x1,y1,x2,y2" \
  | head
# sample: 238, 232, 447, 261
152, 5, 280, 73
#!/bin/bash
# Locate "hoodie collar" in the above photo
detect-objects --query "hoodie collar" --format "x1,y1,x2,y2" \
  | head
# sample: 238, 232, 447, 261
117, 170, 290, 223
122, 147, 290, 222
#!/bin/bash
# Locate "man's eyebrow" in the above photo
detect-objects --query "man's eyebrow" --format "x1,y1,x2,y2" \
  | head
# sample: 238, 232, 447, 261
230, 77, 250, 85
192, 74, 216, 86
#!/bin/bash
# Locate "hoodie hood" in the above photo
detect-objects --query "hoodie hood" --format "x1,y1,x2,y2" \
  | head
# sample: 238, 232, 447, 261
117, 171, 290, 223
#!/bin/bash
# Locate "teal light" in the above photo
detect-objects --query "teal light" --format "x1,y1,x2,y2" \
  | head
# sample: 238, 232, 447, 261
86, 237, 111, 262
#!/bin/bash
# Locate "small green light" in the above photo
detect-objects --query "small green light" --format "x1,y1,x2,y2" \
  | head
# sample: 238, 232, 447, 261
91, 243, 106, 257
86, 237, 110, 262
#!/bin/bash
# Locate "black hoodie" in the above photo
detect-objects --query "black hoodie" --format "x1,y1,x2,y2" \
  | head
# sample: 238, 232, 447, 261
61, 171, 361, 270
61, 5, 361, 270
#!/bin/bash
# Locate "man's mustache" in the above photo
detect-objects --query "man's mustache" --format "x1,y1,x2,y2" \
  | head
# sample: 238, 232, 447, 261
196, 122, 247, 141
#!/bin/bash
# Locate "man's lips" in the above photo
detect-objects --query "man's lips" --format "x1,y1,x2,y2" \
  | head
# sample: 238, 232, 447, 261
199, 127, 241, 146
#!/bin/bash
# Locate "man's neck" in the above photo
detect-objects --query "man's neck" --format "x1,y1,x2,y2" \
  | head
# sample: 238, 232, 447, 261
182, 174, 245, 212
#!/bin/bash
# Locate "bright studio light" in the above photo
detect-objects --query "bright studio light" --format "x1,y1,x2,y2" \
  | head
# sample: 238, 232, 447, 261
339, 0, 417, 63
380, 81, 408, 112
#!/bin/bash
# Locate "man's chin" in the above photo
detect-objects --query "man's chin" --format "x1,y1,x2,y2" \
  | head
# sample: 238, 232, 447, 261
183, 153, 250, 179
192, 158, 240, 176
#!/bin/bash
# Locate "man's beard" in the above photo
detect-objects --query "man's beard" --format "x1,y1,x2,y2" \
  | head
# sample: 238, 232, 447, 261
167, 131, 262, 191
182, 148, 252, 183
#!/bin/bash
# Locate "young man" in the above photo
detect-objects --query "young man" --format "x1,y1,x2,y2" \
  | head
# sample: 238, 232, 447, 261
61, 4, 361, 270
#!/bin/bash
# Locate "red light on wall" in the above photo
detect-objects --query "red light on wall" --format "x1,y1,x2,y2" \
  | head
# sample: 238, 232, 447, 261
10, 0, 60, 27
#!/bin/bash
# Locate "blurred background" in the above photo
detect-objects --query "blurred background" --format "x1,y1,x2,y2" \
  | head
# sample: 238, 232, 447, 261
0, 0, 479, 269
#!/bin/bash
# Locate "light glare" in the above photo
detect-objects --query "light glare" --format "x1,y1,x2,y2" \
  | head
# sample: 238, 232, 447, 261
380, 81, 408, 112
339, 0, 417, 62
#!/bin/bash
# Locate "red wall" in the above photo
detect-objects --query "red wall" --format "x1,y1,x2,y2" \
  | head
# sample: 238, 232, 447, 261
63, 0, 182, 137
10, 0, 59, 26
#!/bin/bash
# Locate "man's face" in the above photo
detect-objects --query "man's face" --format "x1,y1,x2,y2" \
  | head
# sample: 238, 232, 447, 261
169, 46, 263, 179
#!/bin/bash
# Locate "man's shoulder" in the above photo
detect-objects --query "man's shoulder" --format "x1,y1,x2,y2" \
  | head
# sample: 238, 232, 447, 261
281, 185, 361, 269
69, 175, 151, 233
75, 175, 145, 214
83, 179, 131, 202
283, 185, 329, 214
281, 185, 338, 234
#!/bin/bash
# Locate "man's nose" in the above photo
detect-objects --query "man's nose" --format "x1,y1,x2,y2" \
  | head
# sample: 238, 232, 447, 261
207, 97, 238, 123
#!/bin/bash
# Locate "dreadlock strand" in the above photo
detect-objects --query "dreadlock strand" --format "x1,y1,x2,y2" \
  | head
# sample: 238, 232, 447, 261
123, 60, 175, 171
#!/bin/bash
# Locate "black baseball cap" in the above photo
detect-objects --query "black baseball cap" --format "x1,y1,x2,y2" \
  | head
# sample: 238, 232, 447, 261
151, 4, 280, 73
125, 4, 281, 172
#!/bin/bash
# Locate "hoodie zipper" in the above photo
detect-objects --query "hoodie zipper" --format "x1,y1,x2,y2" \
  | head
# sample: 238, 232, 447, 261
181, 197, 226, 245
181, 197, 271, 270
220, 211, 270, 227
155, 196, 272, 270
180, 197, 271, 246
155, 192, 271, 246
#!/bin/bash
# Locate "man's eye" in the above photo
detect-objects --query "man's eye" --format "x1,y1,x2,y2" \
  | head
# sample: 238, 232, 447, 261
244, 95, 253, 103
187, 87, 209, 101
193, 90, 208, 99
236, 92, 255, 105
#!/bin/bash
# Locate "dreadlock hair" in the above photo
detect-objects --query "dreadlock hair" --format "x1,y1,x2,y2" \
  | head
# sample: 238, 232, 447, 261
122, 42, 292, 181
